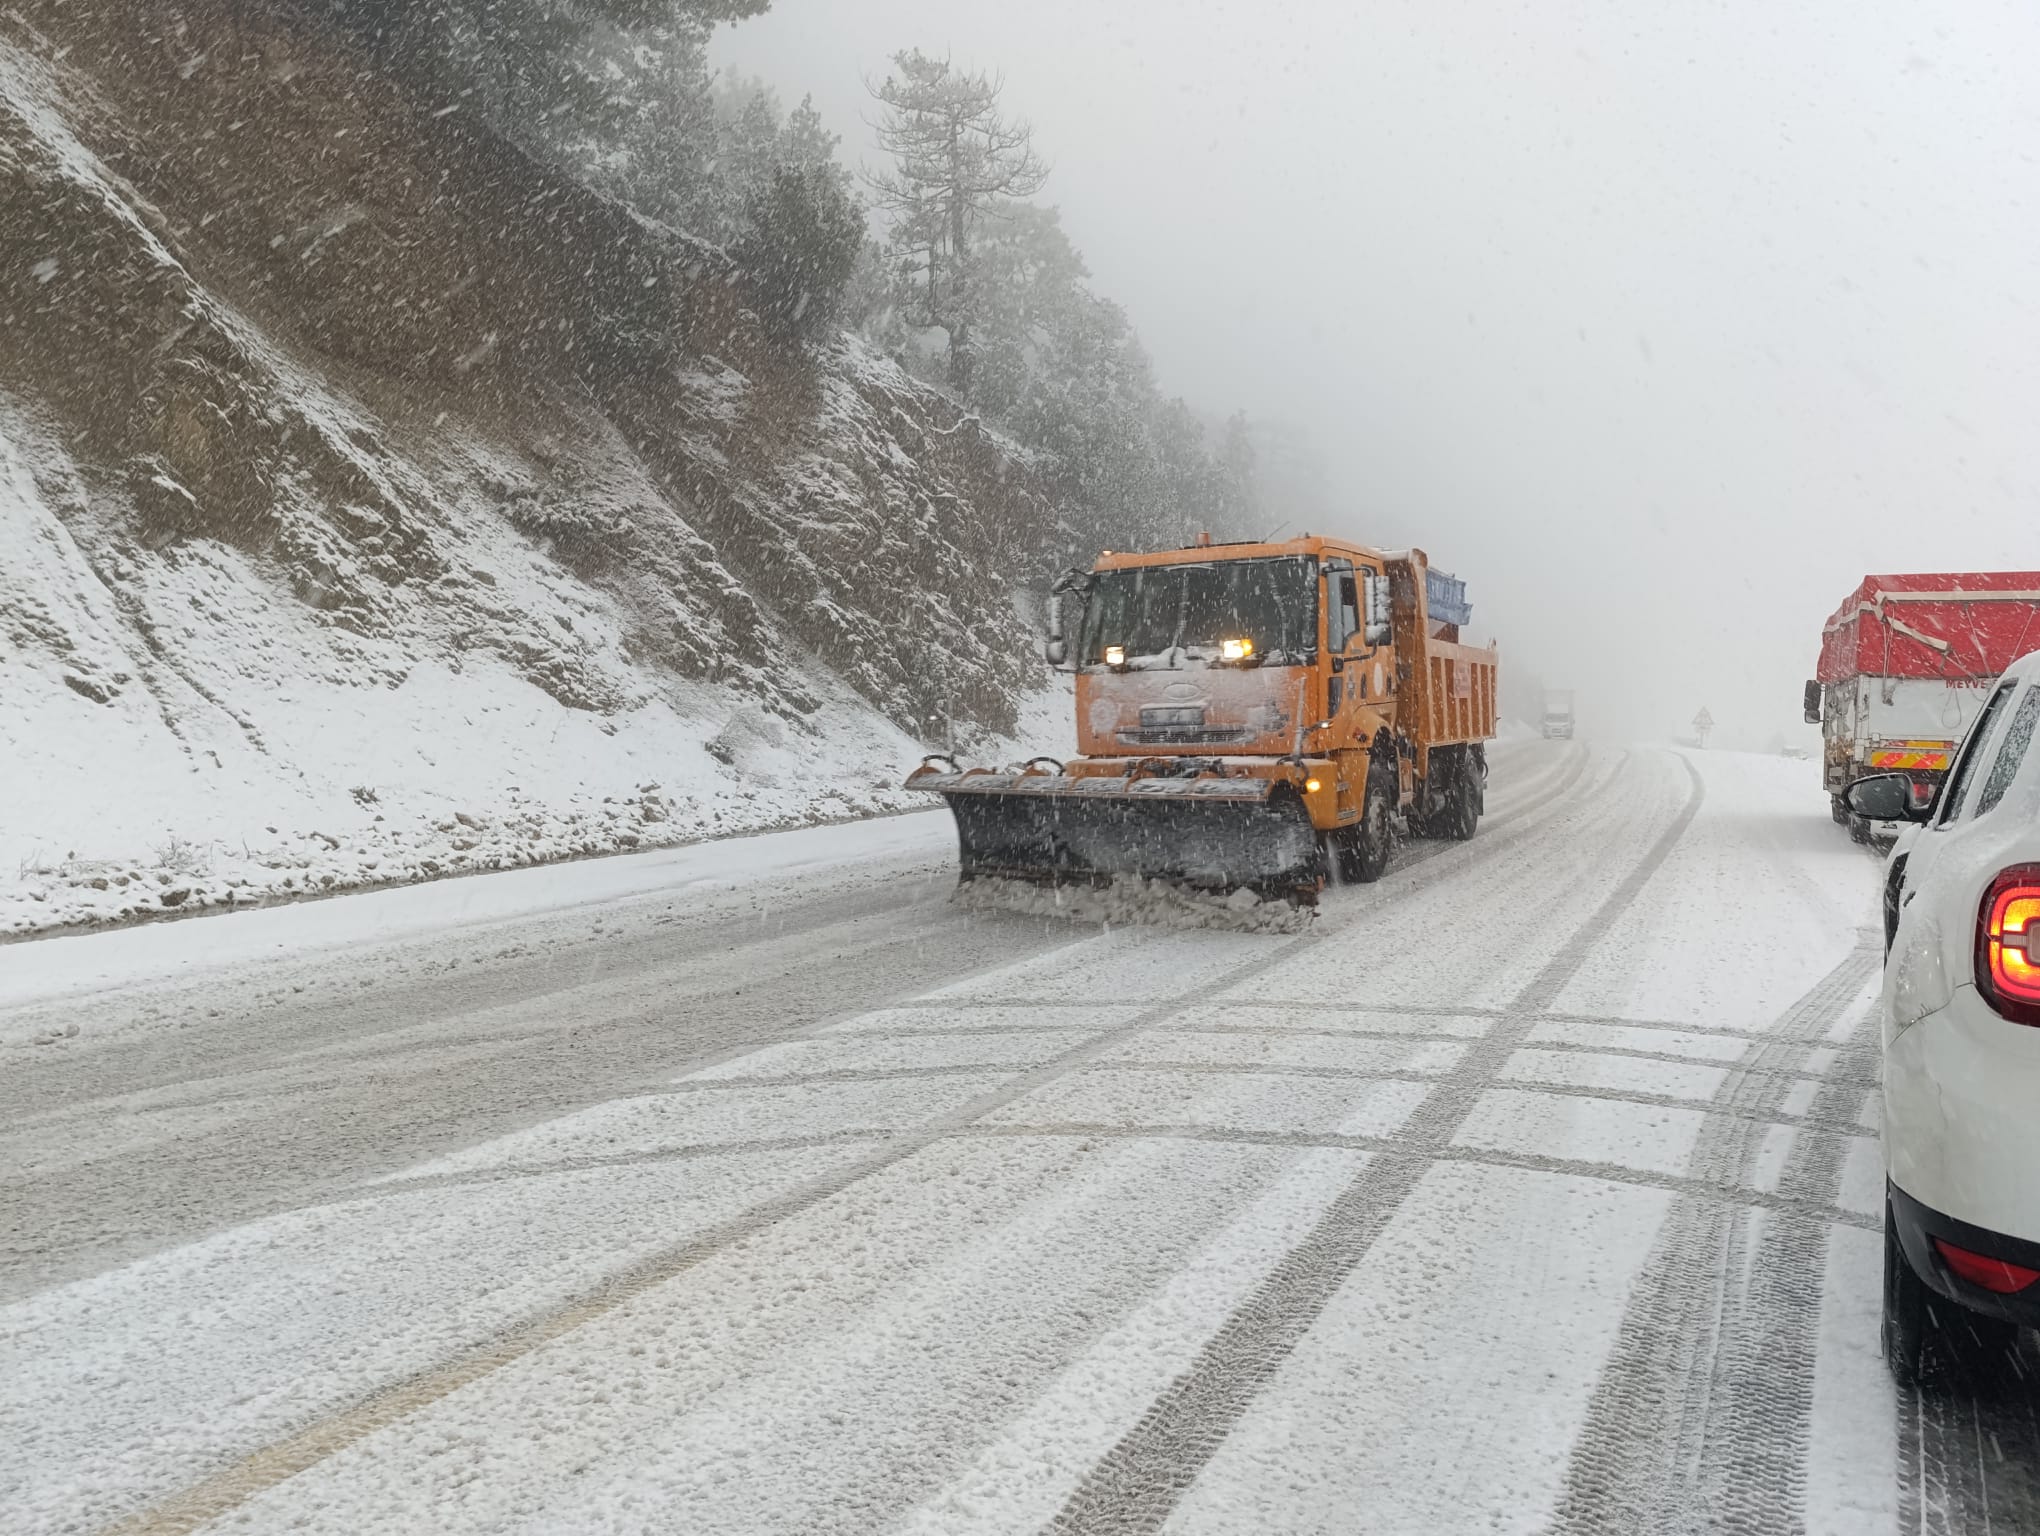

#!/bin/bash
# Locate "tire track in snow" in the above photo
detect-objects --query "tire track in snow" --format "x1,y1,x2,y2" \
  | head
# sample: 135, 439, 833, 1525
887, 993, 1863, 1049
1898, 1343, 2040, 1536
96, 746, 1605, 1536
1052, 750, 1706, 1536
962, 1123, 1872, 1230
0, 877, 1091, 1303
1684, 944, 1884, 1536
1549, 930, 1881, 1536
1895, 1247, 2040, 1526
1307, 739, 1603, 932
354, 1086, 1878, 1226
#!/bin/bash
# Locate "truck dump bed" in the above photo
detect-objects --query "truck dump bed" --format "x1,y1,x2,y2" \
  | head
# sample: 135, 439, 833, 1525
1390, 553, 1498, 755
1412, 643, 1498, 744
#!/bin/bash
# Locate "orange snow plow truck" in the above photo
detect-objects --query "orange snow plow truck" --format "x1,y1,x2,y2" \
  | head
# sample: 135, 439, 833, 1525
906, 535, 1499, 907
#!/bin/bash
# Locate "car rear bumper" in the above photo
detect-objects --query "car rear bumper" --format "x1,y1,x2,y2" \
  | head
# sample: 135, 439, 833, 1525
1884, 984, 2040, 1241
1888, 1181, 2040, 1327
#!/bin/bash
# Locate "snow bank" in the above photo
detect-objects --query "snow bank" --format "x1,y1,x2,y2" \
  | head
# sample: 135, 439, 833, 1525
0, 809, 960, 1021
0, 398, 938, 934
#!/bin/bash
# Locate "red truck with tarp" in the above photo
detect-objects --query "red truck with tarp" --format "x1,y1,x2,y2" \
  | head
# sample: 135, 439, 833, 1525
1806, 572, 2040, 837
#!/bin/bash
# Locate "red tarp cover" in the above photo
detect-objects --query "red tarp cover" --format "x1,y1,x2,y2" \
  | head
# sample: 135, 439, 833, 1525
1818, 573, 2040, 683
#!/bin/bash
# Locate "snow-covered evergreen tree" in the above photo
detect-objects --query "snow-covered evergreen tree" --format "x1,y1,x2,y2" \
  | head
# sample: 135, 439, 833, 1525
736, 165, 867, 345
857, 56, 1257, 553
865, 51, 1050, 402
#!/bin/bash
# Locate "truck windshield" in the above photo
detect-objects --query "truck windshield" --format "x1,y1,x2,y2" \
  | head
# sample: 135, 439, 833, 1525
1079, 556, 1318, 666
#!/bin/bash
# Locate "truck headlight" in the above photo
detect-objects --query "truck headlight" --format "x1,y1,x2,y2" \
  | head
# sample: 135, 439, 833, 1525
1104, 645, 1126, 667
1221, 637, 1254, 661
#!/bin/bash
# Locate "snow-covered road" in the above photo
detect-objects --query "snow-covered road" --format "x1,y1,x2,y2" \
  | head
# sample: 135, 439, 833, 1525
4, 740, 2034, 1534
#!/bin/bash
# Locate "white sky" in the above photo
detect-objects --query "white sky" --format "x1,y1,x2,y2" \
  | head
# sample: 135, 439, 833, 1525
715, 0, 2040, 748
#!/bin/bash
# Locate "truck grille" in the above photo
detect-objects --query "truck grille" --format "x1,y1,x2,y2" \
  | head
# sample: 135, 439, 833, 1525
1117, 726, 1252, 746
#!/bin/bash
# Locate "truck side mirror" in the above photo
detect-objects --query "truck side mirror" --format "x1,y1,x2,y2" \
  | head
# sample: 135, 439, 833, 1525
1044, 566, 1091, 672
1363, 573, 1391, 646
1802, 679, 1822, 726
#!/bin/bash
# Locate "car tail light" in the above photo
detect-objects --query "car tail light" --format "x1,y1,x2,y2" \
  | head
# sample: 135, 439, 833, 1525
1933, 1238, 2040, 1294
1976, 865, 2040, 1025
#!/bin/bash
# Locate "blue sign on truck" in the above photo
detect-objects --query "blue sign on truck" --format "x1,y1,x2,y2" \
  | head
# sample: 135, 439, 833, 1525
1425, 568, 1472, 628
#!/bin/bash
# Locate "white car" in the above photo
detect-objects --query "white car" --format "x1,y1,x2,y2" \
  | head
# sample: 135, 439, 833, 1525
1849, 648, 2040, 1386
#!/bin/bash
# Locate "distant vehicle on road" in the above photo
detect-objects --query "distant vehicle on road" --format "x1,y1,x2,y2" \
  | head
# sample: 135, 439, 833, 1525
1541, 690, 1575, 740
1846, 645, 2040, 1386
1807, 572, 2040, 842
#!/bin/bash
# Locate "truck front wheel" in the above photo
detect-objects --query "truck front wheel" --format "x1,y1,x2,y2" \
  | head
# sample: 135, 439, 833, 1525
1336, 766, 1395, 883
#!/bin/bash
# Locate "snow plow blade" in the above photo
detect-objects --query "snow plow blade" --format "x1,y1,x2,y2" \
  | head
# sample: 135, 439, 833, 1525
907, 763, 1324, 905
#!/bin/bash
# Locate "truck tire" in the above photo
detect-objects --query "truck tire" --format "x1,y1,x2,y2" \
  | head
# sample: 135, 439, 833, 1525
1411, 747, 1483, 842
1417, 752, 1474, 841
1336, 763, 1395, 883
1830, 795, 1850, 826
1408, 756, 1440, 840
1442, 747, 1483, 841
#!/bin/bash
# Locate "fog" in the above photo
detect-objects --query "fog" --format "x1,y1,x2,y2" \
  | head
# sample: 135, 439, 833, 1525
717, 0, 2040, 748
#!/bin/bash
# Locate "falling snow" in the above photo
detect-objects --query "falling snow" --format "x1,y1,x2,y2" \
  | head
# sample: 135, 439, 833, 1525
7, 2, 2040, 1534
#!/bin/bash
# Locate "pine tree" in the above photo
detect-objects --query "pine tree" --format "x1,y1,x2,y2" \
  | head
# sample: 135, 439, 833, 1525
309, 0, 772, 190
735, 164, 866, 345
865, 51, 1049, 402
783, 95, 854, 193
609, 22, 720, 230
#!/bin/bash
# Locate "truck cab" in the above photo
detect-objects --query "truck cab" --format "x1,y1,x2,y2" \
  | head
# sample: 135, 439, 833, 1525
1061, 536, 1494, 837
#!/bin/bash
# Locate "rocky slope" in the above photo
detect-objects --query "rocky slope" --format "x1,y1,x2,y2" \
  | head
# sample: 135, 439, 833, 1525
0, 2, 1062, 935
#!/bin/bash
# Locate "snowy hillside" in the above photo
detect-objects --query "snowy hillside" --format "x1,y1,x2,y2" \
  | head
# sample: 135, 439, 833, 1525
0, 9, 1063, 936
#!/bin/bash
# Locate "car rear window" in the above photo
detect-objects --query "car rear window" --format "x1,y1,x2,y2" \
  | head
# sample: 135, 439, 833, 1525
1976, 685, 2040, 818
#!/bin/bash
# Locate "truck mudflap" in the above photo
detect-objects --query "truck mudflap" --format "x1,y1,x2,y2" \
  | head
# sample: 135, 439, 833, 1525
906, 761, 1325, 905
